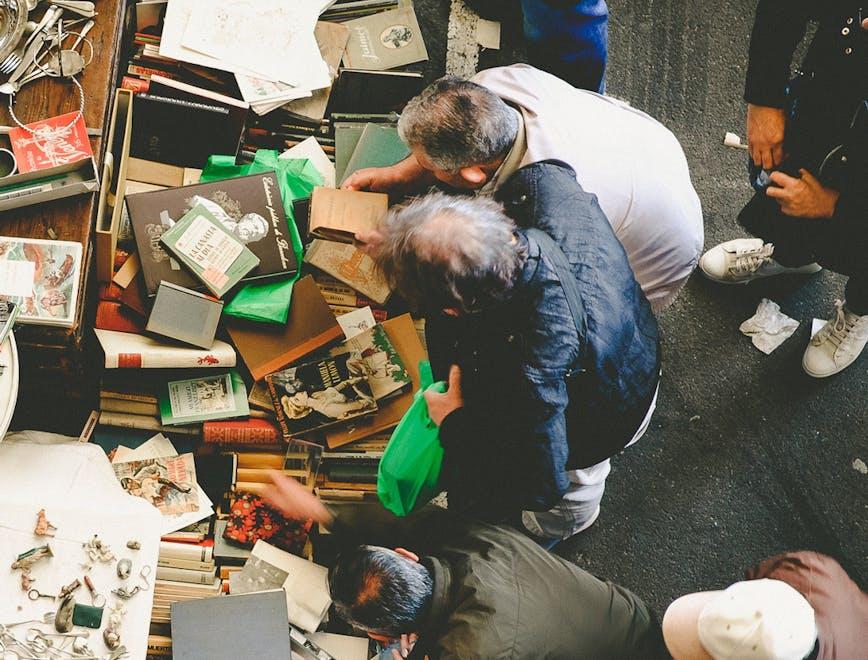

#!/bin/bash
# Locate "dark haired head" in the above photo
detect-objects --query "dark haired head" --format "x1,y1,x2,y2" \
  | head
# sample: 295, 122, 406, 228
329, 545, 433, 637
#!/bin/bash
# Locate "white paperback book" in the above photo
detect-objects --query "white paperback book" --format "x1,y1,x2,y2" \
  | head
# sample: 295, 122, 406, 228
95, 329, 236, 369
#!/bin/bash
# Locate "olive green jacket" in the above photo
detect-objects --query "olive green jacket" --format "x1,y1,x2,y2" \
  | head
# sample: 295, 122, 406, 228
327, 504, 666, 660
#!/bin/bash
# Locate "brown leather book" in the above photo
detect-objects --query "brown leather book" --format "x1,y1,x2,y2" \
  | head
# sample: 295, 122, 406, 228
226, 276, 343, 381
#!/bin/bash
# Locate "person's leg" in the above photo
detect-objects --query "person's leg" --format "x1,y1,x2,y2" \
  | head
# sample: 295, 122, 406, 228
520, 0, 608, 92
520, 459, 611, 545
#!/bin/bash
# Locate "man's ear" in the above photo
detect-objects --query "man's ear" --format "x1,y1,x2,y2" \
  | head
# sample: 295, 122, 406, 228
394, 547, 420, 563
459, 166, 488, 186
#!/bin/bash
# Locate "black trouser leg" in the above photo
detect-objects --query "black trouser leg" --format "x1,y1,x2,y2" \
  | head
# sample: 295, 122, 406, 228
737, 191, 819, 267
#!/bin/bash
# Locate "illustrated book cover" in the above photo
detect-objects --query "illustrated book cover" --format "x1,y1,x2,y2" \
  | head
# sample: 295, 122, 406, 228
112, 452, 199, 515
126, 172, 294, 296
0, 236, 82, 327
160, 370, 249, 426
266, 353, 377, 439
304, 239, 391, 305
160, 204, 260, 298
9, 111, 93, 173
330, 324, 410, 401
342, 7, 429, 70
308, 187, 388, 243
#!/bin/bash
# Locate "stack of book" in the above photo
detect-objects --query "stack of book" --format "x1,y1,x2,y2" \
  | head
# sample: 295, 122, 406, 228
152, 538, 221, 625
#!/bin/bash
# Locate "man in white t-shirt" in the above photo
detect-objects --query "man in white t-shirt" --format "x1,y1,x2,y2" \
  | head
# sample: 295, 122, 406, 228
344, 64, 704, 312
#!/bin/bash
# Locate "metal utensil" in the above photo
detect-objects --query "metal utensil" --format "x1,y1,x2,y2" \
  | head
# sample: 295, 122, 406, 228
41, 0, 94, 18
0, 4, 60, 78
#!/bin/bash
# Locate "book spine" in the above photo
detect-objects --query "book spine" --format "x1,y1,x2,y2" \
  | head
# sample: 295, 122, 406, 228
154, 577, 221, 593
235, 452, 289, 470
157, 556, 216, 571
158, 541, 213, 562
235, 467, 308, 483
202, 420, 280, 444
330, 304, 389, 321
99, 398, 159, 417
104, 347, 236, 369
99, 411, 201, 435
100, 390, 159, 405
121, 76, 150, 94
219, 566, 243, 580
155, 565, 216, 585
127, 63, 177, 79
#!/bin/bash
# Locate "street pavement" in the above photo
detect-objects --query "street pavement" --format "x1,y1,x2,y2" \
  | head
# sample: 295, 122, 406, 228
419, 0, 867, 613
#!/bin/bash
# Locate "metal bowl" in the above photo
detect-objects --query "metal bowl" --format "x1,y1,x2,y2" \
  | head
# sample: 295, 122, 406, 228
0, 1, 28, 66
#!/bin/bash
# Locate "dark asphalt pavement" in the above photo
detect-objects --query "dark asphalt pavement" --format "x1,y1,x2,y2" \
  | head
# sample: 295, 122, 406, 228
417, 0, 867, 614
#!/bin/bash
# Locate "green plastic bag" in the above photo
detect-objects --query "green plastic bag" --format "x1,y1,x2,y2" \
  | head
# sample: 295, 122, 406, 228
198, 150, 323, 324
377, 361, 447, 516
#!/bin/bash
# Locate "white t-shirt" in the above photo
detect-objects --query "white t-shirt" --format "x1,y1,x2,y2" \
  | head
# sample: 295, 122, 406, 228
473, 64, 704, 311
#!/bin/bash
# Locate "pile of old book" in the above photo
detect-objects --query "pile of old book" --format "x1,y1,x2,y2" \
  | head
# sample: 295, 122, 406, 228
82, 2, 435, 652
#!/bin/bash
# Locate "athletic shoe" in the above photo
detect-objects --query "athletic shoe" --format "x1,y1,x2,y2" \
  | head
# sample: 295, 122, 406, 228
699, 238, 822, 284
802, 300, 868, 378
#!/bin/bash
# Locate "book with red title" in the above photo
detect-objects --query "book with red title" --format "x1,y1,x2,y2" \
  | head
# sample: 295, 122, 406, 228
9, 112, 93, 173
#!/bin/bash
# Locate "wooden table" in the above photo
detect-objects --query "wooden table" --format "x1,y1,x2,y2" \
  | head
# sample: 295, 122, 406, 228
5, 0, 125, 432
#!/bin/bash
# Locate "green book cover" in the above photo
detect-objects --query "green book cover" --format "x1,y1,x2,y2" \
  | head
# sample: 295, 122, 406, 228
160, 204, 260, 298
160, 370, 250, 426
334, 122, 368, 185
340, 123, 410, 185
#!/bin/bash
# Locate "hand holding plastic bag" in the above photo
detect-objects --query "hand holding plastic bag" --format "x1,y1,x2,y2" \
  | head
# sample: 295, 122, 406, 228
377, 362, 446, 517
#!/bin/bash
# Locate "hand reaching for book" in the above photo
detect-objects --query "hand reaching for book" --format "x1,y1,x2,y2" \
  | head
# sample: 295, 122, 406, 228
424, 365, 464, 427
263, 472, 332, 526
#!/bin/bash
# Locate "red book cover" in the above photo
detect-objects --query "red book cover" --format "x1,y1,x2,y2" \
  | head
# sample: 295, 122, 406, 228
95, 301, 146, 334
121, 76, 150, 94
203, 418, 281, 445
9, 111, 93, 173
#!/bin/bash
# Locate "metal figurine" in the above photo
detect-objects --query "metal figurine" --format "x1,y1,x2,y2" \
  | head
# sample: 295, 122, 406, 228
116, 558, 132, 580
125, 540, 140, 551
33, 509, 58, 537
103, 601, 125, 651
58, 578, 82, 600
11, 544, 53, 571
54, 595, 75, 633
109, 585, 140, 600
82, 535, 114, 563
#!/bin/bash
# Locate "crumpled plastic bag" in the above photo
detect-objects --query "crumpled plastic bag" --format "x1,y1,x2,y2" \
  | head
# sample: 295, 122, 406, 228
198, 150, 323, 324
739, 298, 800, 354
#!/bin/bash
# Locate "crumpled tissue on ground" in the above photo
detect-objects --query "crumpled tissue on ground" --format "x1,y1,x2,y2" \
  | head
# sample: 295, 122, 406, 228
739, 298, 800, 354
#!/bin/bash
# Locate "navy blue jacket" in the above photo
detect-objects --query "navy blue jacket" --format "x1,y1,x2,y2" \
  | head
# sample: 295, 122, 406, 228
428, 161, 660, 518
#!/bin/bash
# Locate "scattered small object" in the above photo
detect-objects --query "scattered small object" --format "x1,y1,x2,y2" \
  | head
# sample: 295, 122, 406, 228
139, 564, 152, 590
723, 131, 749, 150
110, 585, 140, 600
125, 540, 140, 551
689, 415, 701, 423
54, 595, 76, 633
33, 508, 58, 537
82, 535, 114, 563
11, 544, 53, 571
46, 227, 58, 240
116, 558, 132, 580
853, 458, 867, 475
27, 588, 57, 601
103, 601, 125, 650
72, 602, 103, 629
59, 578, 82, 600
739, 299, 800, 354
83, 575, 105, 608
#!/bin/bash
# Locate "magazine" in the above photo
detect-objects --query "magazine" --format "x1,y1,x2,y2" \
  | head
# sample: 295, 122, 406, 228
112, 453, 200, 515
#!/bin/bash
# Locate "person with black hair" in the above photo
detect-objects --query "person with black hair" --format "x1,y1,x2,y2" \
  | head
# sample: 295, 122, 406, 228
264, 473, 668, 660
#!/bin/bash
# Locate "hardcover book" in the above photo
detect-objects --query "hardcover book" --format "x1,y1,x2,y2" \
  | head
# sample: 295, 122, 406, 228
160, 370, 250, 426
0, 236, 83, 327
160, 204, 260, 298
342, 7, 429, 70
9, 111, 93, 173
304, 239, 391, 305
340, 123, 410, 185
202, 418, 281, 445
330, 324, 410, 400
308, 187, 388, 243
96, 300, 146, 334
226, 276, 342, 382
126, 172, 294, 296
266, 353, 378, 439
95, 329, 236, 369
146, 282, 223, 349
326, 68, 424, 115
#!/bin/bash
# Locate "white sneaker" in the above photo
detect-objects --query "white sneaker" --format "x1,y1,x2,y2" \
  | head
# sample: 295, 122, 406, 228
802, 301, 868, 378
699, 238, 822, 284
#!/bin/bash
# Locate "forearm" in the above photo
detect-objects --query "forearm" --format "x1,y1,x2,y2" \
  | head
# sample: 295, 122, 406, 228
391, 154, 438, 191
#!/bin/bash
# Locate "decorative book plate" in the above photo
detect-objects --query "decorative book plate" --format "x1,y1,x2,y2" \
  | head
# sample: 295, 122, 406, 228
0, 332, 19, 442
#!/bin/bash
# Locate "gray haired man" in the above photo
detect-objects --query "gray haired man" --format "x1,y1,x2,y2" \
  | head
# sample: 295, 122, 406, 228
345, 64, 704, 312
372, 160, 660, 544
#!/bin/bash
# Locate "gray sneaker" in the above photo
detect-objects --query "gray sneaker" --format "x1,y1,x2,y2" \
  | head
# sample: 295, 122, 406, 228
699, 238, 822, 284
802, 301, 868, 378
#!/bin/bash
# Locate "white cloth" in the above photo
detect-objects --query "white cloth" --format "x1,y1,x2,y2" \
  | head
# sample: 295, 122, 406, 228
472, 64, 705, 311
0, 433, 162, 660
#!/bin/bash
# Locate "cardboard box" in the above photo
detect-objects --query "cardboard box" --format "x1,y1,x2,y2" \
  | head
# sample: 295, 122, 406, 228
0, 157, 99, 213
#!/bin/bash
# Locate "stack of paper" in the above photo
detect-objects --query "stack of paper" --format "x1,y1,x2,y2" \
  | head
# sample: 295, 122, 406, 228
112, 433, 215, 535
161, 0, 335, 114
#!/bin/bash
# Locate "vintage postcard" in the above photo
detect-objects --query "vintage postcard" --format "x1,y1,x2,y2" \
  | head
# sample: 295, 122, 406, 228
112, 453, 200, 516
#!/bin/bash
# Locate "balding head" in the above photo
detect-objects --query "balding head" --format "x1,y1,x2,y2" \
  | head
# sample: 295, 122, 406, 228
374, 192, 526, 314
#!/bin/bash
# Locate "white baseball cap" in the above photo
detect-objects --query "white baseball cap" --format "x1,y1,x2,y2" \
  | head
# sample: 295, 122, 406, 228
663, 579, 818, 660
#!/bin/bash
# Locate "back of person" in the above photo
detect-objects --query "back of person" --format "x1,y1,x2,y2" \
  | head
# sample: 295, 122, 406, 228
474, 63, 704, 309
411, 511, 667, 659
